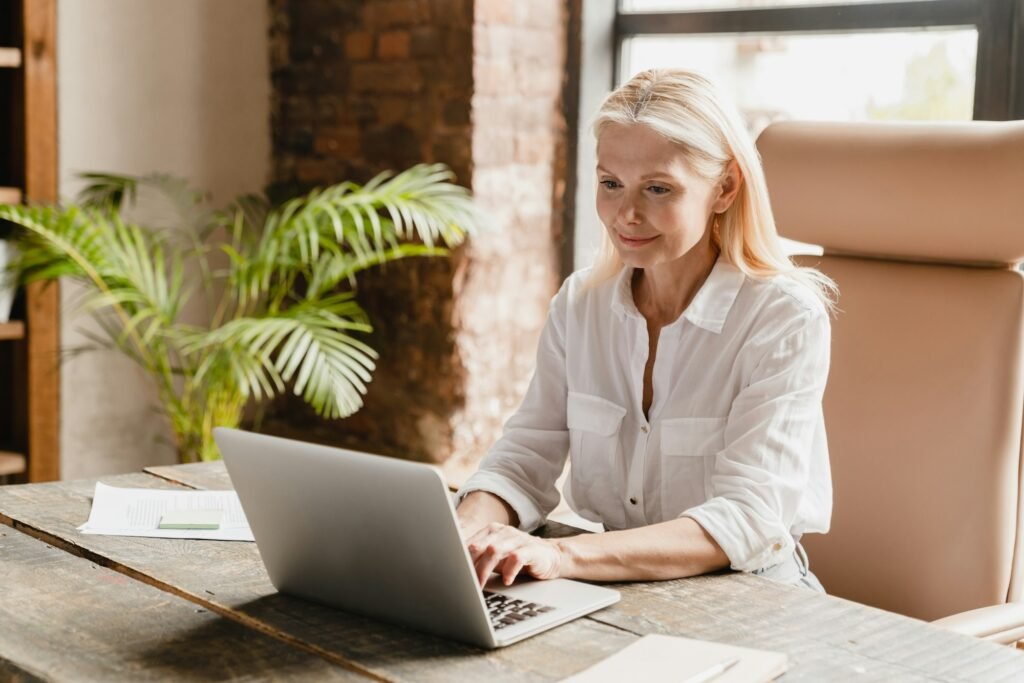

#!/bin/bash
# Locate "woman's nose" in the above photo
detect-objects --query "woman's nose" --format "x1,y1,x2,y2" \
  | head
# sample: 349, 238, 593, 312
616, 193, 642, 224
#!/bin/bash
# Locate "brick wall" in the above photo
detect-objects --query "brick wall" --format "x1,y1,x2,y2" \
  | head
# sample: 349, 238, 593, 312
265, 0, 571, 476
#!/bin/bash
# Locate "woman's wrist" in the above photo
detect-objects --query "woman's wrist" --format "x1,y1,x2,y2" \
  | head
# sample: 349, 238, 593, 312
457, 491, 519, 531
551, 537, 578, 579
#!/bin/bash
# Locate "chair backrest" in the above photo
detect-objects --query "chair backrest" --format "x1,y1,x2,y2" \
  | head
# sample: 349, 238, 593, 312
757, 120, 1024, 621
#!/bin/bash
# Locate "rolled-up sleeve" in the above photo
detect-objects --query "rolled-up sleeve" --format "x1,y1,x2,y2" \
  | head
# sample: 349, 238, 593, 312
682, 308, 831, 571
455, 284, 571, 532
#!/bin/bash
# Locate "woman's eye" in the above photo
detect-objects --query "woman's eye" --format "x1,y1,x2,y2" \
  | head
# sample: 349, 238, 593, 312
599, 179, 620, 190
647, 185, 669, 195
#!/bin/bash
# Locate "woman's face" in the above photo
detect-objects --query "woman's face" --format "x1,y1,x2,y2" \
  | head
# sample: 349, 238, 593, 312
596, 122, 724, 271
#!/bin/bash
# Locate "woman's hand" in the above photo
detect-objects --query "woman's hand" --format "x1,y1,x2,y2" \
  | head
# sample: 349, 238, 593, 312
466, 522, 563, 586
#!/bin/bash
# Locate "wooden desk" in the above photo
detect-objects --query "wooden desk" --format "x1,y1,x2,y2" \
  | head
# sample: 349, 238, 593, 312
0, 462, 1021, 682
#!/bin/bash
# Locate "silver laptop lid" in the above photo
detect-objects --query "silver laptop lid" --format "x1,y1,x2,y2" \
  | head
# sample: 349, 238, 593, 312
214, 427, 496, 647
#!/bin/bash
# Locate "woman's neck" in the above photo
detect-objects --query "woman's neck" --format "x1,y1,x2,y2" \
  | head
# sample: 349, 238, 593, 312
632, 239, 719, 327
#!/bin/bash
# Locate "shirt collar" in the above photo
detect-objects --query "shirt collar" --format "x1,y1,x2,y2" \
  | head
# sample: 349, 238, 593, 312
610, 257, 745, 334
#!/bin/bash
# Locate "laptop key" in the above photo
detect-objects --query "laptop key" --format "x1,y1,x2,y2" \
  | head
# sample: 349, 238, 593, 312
484, 590, 557, 630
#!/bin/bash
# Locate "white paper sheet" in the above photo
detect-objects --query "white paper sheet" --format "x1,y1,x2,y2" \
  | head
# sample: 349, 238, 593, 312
561, 634, 787, 683
77, 482, 254, 541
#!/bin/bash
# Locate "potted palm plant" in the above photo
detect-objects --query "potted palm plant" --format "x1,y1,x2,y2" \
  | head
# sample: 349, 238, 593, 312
0, 164, 478, 462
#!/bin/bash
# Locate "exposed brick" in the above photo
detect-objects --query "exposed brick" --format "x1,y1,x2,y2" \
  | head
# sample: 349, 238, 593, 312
345, 31, 374, 60
313, 126, 362, 158
363, 0, 422, 29
350, 63, 424, 93
474, 24, 514, 59
377, 30, 411, 60
430, 0, 473, 28
267, 0, 570, 473
434, 56, 474, 91
516, 64, 562, 97
525, 0, 563, 30
443, 27, 474, 61
476, 0, 515, 25
296, 158, 339, 184
443, 99, 470, 127
376, 96, 413, 125
362, 123, 423, 170
431, 132, 473, 171
273, 126, 314, 155
515, 28, 562, 63
515, 132, 554, 164
473, 59, 515, 96
471, 130, 515, 167
410, 26, 440, 57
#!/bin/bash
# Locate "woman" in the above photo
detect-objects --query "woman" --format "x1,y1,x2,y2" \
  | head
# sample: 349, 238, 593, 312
456, 69, 836, 592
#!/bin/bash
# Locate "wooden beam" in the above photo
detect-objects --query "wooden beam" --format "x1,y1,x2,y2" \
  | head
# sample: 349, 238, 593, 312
0, 48, 20, 68
22, 0, 59, 483
23, 1, 56, 203
24, 282, 58, 481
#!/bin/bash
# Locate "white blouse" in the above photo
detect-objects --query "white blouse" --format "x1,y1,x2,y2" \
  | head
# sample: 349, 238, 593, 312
458, 258, 832, 572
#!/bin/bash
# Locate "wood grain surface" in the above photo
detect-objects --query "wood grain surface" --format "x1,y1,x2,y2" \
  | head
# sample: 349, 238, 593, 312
1, 465, 1023, 681
0, 525, 361, 681
0, 473, 636, 682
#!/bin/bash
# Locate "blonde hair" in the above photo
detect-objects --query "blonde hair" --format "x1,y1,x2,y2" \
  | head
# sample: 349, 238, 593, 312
589, 68, 837, 312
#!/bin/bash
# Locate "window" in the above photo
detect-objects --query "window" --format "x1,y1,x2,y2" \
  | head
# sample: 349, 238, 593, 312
615, 0, 1022, 126
572, 1, 1023, 267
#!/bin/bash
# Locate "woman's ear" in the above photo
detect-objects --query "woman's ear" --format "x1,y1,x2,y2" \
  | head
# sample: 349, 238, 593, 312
713, 160, 743, 213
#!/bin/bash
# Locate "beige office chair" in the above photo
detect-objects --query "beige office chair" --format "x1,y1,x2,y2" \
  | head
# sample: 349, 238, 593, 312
757, 120, 1024, 644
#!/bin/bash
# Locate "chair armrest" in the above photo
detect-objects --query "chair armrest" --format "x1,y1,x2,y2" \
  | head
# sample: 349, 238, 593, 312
931, 602, 1024, 645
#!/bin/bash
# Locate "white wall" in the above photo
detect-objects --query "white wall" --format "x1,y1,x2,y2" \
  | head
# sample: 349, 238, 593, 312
58, 0, 270, 478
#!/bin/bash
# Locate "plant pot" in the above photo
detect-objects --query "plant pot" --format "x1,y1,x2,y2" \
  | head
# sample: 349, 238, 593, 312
0, 240, 16, 323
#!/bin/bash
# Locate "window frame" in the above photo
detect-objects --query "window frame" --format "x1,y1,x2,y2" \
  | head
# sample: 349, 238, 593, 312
613, 0, 1024, 121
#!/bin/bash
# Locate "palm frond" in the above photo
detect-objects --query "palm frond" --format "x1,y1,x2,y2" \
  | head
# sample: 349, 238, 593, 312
182, 294, 376, 418
305, 244, 448, 299
0, 203, 184, 366
77, 172, 139, 210
266, 163, 477, 266
3, 162, 483, 463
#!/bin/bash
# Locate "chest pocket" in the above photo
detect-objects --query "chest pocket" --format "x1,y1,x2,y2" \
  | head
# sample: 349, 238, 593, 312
566, 392, 626, 528
659, 417, 726, 519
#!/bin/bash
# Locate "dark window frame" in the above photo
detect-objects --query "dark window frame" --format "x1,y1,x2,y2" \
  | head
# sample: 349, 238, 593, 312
614, 0, 1024, 121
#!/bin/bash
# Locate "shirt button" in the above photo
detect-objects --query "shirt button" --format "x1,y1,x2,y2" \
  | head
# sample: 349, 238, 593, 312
629, 497, 638, 505
640, 425, 649, 433
773, 542, 783, 552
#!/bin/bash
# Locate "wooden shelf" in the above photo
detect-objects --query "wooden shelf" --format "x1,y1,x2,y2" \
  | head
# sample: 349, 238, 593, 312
0, 187, 22, 204
0, 48, 21, 69
0, 451, 26, 476
0, 0, 59, 485
0, 321, 25, 341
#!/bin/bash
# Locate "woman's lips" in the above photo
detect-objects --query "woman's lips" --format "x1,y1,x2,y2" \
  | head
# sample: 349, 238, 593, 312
616, 232, 658, 247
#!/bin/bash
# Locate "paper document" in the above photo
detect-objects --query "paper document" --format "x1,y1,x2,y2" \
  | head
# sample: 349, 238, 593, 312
78, 482, 254, 541
561, 634, 787, 683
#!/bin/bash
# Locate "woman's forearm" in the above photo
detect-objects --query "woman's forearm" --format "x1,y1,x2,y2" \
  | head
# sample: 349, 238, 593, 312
552, 516, 730, 582
457, 491, 520, 535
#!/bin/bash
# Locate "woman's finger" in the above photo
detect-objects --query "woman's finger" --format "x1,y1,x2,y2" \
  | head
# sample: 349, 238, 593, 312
470, 525, 526, 585
466, 522, 506, 556
475, 537, 509, 585
499, 547, 528, 586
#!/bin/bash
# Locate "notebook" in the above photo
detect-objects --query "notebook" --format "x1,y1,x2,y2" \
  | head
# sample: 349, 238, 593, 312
562, 634, 788, 683
214, 427, 620, 649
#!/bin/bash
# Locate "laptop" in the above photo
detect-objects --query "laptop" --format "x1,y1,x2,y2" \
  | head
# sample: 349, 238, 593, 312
214, 427, 621, 648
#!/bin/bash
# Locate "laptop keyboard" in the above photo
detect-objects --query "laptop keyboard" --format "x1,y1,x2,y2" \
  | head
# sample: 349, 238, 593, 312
484, 591, 556, 631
